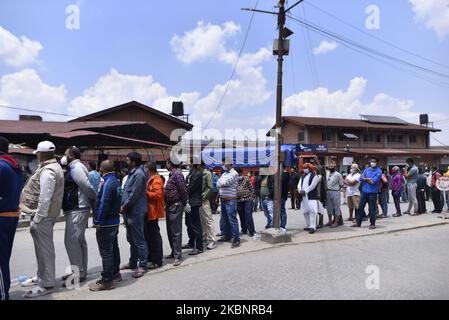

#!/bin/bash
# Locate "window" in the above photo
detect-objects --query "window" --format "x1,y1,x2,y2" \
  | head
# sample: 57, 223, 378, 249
387, 135, 404, 143
409, 135, 417, 144
322, 131, 333, 142
298, 131, 305, 142
363, 134, 381, 143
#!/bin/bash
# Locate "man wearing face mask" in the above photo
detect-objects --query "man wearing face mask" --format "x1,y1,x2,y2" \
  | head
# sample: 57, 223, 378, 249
325, 162, 344, 228
298, 163, 325, 234
61, 146, 97, 285
20, 141, 64, 298
352, 158, 382, 230
345, 163, 361, 222
217, 163, 240, 248
403, 158, 419, 215
120, 152, 148, 277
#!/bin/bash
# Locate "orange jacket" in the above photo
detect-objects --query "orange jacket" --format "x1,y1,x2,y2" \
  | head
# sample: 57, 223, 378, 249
146, 174, 165, 221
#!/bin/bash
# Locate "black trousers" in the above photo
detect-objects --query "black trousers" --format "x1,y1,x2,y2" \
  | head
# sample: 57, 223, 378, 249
144, 219, 163, 266
432, 188, 443, 213
189, 206, 204, 251
185, 210, 194, 247
417, 189, 427, 214
237, 202, 248, 233
289, 187, 297, 209
425, 185, 431, 201
210, 192, 219, 214
166, 203, 184, 260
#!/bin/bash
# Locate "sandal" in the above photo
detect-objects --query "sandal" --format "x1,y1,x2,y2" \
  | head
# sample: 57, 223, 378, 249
24, 286, 54, 298
21, 276, 39, 287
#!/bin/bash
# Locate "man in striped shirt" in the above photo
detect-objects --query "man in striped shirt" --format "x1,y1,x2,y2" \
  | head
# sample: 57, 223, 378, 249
217, 164, 240, 248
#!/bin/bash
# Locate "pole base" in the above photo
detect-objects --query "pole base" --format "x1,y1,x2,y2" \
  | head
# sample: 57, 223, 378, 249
260, 228, 292, 244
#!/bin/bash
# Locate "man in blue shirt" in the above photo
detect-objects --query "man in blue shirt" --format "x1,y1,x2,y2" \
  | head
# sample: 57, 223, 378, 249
352, 158, 382, 229
0, 136, 24, 300
90, 160, 122, 291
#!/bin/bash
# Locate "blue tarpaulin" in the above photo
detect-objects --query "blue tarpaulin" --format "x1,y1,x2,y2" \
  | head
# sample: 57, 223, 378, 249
200, 144, 298, 169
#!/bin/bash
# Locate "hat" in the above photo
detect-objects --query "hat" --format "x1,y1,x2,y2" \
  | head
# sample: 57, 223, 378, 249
33, 141, 56, 154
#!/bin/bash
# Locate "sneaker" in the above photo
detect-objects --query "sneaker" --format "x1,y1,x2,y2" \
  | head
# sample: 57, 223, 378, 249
351, 224, 361, 228
303, 227, 311, 231
182, 244, 194, 250
369, 225, 376, 230
89, 280, 114, 292
206, 241, 217, 250
393, 213, 402, 217
173, 259, 182, 267
231, 241, 240, 248
164, 254, 174, 259
279, 227, 286, 233
309, 228, 316, 234
218, 237, 231, 242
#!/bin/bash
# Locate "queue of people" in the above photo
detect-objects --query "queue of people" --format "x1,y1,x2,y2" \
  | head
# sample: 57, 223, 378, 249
1, 134, 449, 300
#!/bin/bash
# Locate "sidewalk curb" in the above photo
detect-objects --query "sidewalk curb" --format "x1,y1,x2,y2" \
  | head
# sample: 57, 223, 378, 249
23, 219, 449, 300
89, 221, 449, 283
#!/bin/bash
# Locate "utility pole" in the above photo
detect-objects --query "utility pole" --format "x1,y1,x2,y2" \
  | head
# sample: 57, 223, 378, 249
243, 1, 302, 231
273, 0, 286, 230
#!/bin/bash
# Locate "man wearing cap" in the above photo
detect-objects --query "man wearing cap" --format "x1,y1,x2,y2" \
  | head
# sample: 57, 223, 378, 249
0, 136, 24, 300
61, 146, 97, 284
20, 141, 64, 298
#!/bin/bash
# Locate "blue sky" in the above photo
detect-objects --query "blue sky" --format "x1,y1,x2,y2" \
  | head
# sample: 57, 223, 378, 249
0, 0, 448, 144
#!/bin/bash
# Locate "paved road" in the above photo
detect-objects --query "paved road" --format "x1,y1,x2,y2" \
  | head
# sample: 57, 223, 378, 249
10, 222, 449, 300
10, 199, 439, 281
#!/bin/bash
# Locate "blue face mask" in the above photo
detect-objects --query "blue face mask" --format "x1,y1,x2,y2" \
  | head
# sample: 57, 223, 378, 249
303, 168, 310, 174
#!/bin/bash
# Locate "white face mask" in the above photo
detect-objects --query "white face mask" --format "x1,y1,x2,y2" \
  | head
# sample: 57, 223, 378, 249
370, 162, 376, 168
303, 168, 310, 174
60, 156, 68, 166
350, 168, 355, 174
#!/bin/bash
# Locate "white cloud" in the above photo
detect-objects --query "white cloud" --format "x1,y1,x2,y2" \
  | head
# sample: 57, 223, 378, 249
284, 77, 419, 121
170, 21, 241, 64
170, 21, 272, 130
313, 40, 339, 55
409, 0, 449, 40
0, 26, 43, 67
283, 77, 449, 146
0, 69, 67, 120
69, 68, 200, 116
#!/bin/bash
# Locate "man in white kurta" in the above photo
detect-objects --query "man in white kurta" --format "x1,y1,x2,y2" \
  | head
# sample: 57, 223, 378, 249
298, 167, 326, 234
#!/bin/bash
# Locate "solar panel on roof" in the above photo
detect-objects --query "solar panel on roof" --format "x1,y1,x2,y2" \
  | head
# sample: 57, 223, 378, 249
360, 115, 409, 125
